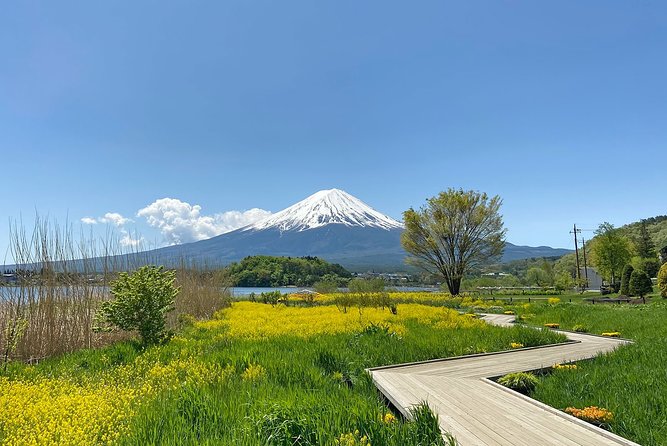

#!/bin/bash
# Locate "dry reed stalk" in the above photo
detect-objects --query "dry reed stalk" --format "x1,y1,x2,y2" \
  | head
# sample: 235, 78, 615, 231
0, 216, 230, 365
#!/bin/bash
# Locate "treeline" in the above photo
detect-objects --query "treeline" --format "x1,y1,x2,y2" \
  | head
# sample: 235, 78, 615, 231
226, 255, 352, 287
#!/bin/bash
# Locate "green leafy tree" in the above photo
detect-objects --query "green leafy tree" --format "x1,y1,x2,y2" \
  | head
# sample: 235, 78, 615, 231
313, 280, 338, 294
554, 253, 578, 279
658, 263, 667, 298
95, 265, 179, 346
554, 271, 574, 291
402, 189, 505, 295
525, 267, 550, 287
589, 222, 633, 285
347, 277, 385, 294
620, 264, 634, 296
629, 269, 653, 303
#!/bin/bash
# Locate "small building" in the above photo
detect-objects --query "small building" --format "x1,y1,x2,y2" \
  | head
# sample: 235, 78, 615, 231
481, 272, 511, 278
579, 267, 603, 290
0, 273, 17, 284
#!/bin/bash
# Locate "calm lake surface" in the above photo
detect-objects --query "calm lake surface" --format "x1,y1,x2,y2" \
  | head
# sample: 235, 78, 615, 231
230, 286, 440, 296
0, 285, 441, 300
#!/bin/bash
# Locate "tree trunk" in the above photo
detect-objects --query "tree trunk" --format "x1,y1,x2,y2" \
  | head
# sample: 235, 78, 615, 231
448, 278, 461, 296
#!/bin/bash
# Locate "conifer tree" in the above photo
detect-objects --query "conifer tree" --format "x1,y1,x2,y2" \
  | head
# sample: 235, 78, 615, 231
620, 264, 634, 296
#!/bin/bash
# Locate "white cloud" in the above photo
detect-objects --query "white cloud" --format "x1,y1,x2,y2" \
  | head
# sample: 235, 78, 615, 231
119, 232, 144, 248
136, 197, 271, 245
80, 212, 131, 226
99, 212, 131, 227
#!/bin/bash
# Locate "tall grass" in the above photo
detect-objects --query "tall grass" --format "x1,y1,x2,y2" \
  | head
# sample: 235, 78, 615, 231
0, 217, 132, 364
0, 217, 230, 366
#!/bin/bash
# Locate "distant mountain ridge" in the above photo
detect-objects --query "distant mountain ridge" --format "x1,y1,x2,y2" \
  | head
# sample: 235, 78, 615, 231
150, 189, 571, 271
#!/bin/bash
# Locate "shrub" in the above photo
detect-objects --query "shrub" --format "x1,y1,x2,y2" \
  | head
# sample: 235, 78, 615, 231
497, 372, 539, 394
260, 290, 282, 306
95, 265, 179, 346
547, 297, 561, 305
620, 264, 634, 296
629, 270, 653, 300
659, 263, 667, 298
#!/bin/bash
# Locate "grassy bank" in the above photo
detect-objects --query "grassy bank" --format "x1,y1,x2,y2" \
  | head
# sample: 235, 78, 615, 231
517, 295, 667, 445
0, 301, 563, 445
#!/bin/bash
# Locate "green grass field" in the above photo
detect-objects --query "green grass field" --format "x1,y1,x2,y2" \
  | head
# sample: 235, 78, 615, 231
2, 290, 664, 445
515, 294, 667, 446
0, 300, 562, 445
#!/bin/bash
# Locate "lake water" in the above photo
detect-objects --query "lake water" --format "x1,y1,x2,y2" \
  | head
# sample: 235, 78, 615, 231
0, 285, 442, 300
230, 286, 440, 296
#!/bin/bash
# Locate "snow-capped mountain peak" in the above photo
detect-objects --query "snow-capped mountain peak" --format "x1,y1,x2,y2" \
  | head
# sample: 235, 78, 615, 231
244, 189, 404, 232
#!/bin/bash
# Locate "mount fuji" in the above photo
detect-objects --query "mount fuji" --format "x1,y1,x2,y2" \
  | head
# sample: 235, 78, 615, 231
150, 189, 571, 270
151, 189, 405, 269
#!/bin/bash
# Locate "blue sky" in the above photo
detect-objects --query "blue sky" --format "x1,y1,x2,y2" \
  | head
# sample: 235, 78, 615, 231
1, 1, 666, 259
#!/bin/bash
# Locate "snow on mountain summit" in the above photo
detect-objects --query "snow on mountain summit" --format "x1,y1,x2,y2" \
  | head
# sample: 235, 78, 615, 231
245, 189, 404, 232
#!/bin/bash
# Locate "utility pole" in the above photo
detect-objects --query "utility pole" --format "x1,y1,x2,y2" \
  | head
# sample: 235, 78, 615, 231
571, 224, 581, 288
581, 236, 589, 289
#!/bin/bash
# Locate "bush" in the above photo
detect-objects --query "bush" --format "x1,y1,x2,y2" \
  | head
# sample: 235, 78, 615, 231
629, 270, 653, 300
620, 264, 634, 296
497, 371, 539, 394
313, 280, 338, 294
95, 266, 179, 346
260, 290, 282, 306
659, 263, 667, 298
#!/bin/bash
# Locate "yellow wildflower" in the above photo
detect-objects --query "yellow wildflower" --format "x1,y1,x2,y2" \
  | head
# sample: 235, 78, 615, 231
565, 406, 613, 424
382, 412, 397, 424
553, 363, 577, 370
242, 363, 266, 381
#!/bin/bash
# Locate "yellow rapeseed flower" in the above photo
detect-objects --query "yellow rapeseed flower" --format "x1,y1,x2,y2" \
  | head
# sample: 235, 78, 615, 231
199, 302, 484, 339
382, 412, 397, 424
242, 363, 266, 382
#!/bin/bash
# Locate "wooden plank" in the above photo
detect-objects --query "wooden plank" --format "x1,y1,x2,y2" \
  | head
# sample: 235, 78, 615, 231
367, 313, 639, 446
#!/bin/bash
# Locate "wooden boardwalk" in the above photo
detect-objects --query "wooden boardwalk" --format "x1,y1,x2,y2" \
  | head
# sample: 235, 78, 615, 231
368, 314, 638, 446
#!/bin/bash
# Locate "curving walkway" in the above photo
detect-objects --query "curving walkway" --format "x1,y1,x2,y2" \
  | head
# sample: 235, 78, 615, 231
368, 314, 638, 446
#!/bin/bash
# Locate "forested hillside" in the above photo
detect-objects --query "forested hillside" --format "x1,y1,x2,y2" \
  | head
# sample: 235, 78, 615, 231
621, 215, 667, 253
226, 255, 352, 287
